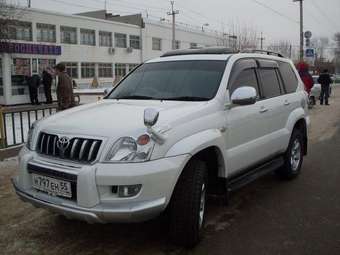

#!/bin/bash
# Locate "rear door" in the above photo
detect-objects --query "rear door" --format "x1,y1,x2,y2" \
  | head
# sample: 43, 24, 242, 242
256, 59, 289, 154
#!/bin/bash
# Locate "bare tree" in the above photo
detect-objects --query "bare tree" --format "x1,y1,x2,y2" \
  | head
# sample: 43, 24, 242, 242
0, 0, 24, 42
311, 37, 330, 62
267, 40, 293, 58
228, 22, 258, 51
334, 33, 340, 74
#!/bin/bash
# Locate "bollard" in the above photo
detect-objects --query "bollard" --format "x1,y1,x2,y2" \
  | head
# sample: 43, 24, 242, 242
0, 107, 6, 149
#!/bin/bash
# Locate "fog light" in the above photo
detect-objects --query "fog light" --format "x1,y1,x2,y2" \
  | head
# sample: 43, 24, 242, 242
118, 184, 142, 198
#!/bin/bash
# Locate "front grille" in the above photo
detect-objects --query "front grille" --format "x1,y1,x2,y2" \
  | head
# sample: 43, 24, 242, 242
28, 163, 77, 201
37, 132, 102, 163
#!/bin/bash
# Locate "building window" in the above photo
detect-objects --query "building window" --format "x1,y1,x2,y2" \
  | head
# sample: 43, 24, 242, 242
98, 63, 113, 78
190, 43, 198, 49
36, 23, 56, 43
175, 40, 181, 49
115, 63, 127, 83
115, 33, 127, 48
152, 38, 162, 51
63, 62, 78, 79
99, 31, 112, 47
128, 64, 139, 72
81, 63, 95, 78
11, 58, 31, 95
8, 20, 32, 41
129, 35, 141, 49
38, 59, 56, 74
60, 26, 77, 44
80, 29, 96, 46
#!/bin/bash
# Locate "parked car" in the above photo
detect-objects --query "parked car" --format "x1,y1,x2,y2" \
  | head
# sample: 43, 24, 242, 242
12, 48, 310, 247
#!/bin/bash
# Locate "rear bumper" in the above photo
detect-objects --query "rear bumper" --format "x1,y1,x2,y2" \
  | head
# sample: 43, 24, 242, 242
12, 177, 166, 223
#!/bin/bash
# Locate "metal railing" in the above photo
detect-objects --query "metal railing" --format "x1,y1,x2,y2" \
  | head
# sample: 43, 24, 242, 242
0, 104, 58, 149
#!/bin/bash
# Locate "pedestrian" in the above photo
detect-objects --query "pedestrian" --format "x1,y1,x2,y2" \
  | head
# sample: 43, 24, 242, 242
54, 63, 74, 111
318, 69, 333, 105
27, 74, 41, 105
296, 62, 314, 94
42, 67, 53, 104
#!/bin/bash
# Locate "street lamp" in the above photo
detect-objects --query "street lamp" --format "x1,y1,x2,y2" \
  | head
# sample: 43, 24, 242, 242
202, 23, 209, 32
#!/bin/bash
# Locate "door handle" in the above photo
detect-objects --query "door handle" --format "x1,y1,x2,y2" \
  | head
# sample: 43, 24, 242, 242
259, 106, 269, 113
284, 100, 290, 106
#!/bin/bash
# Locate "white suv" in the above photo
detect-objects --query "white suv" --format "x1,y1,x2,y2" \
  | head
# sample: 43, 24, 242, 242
13, 48, 310, 247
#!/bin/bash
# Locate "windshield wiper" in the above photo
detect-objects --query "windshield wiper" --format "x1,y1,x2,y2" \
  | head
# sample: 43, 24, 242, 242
160, 96, 210, 101
115, 95, 158, 100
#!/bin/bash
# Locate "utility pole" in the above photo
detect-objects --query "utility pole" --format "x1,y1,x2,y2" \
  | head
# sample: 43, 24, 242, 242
258, 32, 265, 50
294, 0, 304, 61
167, 1, 179, 50
28, 0, 31, 7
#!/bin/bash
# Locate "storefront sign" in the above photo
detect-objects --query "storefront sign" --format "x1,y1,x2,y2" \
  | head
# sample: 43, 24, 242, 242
0, 42, 61, 55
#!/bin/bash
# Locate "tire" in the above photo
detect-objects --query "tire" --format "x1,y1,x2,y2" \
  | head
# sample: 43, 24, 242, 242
168, 159, 208, 248
276, 129, 304, 180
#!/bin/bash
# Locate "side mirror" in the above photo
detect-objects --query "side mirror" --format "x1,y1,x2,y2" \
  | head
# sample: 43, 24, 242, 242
144, 108, 159, 127
231, 86, 257, 106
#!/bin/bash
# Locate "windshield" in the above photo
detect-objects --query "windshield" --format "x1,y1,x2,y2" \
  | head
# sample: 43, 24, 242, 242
107, 60, 227, 101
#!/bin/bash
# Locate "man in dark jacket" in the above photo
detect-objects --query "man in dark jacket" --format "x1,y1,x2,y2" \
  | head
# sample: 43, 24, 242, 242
54, 63, 74, 111
27, 74, 41, 105
318, 69, 333, 105
42, 67, 53, 104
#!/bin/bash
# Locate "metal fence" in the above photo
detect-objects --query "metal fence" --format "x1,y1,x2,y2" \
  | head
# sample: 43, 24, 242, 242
0, 105, 58, 149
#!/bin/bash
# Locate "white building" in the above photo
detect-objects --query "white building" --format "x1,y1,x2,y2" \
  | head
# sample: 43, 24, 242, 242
0, 7, 224, 105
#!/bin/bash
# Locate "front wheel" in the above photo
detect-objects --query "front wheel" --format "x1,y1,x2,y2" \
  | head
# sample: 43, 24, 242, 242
276, 129, 304, 180
168, 159, 207, 247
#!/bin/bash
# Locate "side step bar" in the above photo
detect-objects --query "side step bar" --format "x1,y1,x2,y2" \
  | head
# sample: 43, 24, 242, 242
227, 157, 284, 193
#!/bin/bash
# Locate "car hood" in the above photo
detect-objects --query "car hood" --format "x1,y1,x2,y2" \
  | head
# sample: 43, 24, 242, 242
39, 99, 213, 138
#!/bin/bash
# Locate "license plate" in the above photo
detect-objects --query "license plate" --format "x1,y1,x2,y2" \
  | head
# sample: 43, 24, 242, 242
32, 174, 72, 198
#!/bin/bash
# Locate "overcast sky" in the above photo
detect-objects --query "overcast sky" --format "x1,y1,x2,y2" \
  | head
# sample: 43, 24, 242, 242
16, 0, 340, 46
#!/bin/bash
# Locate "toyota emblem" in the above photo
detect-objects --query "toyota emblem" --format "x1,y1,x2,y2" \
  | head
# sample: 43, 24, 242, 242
57, 136, 70, 156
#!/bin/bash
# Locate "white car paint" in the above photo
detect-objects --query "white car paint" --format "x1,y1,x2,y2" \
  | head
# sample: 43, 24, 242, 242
13, 52, 309, 223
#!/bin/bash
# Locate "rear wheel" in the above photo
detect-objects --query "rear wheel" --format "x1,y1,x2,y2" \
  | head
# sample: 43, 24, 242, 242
276, 129, 304, 180
168, 159, 207, 247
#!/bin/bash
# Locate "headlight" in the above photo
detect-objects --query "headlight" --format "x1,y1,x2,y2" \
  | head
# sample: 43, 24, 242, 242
26, 120, 39, 150
104, 134, 154, 162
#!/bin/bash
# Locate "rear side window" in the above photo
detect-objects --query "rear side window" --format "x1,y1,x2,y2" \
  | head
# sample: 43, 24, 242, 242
230, 68, 259, 96
279, 62, 298, 93
258, 69, 281, 99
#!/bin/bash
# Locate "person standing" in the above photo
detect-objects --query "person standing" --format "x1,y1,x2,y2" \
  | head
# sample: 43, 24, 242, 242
42, 67, 53, 104
54, 63, 74, 110
296, 62, 314, 94
27, 74, 41, 105
318, 69, 333, 105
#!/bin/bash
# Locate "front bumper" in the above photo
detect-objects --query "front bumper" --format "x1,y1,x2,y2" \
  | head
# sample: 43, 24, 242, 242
13, 147, 189, 223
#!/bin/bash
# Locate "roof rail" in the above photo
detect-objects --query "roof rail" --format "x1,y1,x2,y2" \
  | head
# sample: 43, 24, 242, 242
161, 47, 238, 57
246, 49, 285, 58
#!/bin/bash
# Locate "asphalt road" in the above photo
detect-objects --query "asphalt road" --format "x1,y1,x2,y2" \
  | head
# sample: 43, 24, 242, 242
1, 88, 340, 255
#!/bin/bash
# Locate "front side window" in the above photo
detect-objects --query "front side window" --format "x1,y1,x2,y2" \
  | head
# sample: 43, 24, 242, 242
61, 26, 77, 44
279, 62, 298, 94
108, 60, 227, 101
8, 21, 32, 41
115, 33, 127, 48
259, 69, 282, 99
64, 62, 78, 78
36, 23, 56, 43
230, 68, 259, 96
129, 35, 141, 49
81, 63, 95, 78
99, 63, 113, 78
152, 38, 162, 51
80, 29, 95, 46
99, 31, 112, 47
